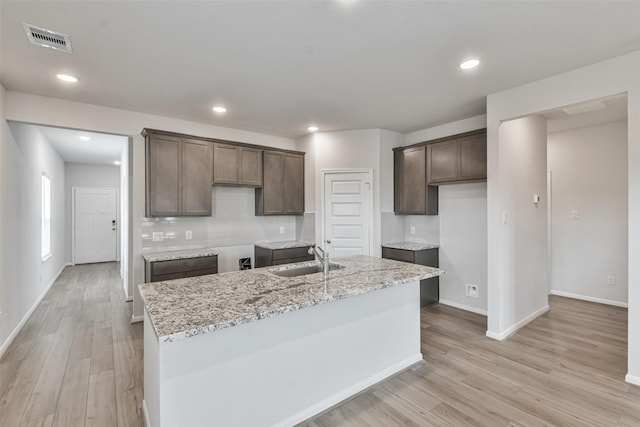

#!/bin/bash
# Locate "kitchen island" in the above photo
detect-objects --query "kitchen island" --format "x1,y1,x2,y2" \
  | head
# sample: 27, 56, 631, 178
139, 255, 443, 427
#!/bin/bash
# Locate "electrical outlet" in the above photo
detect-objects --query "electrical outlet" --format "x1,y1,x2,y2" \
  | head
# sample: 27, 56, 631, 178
571, 210, 580, 220
410, 226, 416, 235
186, 230, 192, 240
152, 232, 163, 242
279, 226, 285, 234
607, 275, 615, 286
466, 284, 479, 298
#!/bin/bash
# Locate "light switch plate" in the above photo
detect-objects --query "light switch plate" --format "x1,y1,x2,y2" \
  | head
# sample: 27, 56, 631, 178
279, 226, 285, 234
571, 210, 580, 220
410, 226, 416, 235
152, 232, 163, 242
186, 230, 192, 240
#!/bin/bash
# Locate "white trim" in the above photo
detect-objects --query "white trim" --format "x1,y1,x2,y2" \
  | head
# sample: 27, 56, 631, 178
142, 400, 152, 427
320, 168, 374, 257
438, 299, 488, 316
0, 263, 69, 358
486, 304, 549, 341
131, 314, 144, 323
273, 354, 423, 427
625, 374, 640, 387
549, 290, 628, 308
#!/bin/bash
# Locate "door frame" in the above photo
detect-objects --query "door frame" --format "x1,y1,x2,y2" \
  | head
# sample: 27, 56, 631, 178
320, 168, 374, 256
72, 186, 119, 265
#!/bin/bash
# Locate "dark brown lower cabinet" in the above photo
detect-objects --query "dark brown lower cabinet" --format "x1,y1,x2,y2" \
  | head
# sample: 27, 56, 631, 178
145, 255, 218, 283
254, 245, 314, 267
382, 246, 439, 307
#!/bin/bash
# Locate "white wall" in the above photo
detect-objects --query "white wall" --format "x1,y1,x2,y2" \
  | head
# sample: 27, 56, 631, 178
65, 162, 121, 264
485, 50, 640, 384
548, 120, 628, 306
1, 116, 66, 355
4, 91, 296, 320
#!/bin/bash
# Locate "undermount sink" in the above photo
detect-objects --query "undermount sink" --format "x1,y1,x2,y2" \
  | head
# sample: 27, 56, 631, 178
270, 263, 345, 278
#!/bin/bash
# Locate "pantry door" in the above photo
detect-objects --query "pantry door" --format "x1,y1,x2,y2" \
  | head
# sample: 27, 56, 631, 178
323, 170, 372, 258
74, 187, 118, 264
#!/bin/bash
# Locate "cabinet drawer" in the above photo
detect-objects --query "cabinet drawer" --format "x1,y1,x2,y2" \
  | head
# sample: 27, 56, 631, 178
151, 256, 218, 275
151, 268, 218, 282
272, 255, 315, 266
272, 247, 312, 261
382, 247, 416, 263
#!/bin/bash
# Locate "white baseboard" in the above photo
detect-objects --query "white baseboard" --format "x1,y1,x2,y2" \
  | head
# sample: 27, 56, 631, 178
550, 290, 628, 308
274, 353, 423, 427
625, 374, 640, 387
126, 296, 133, 302
486, 304, 550, 341
142, 400, 151, 427
438, 299, 487, 316
131, 314, 144, 324
0, 262, 69, 359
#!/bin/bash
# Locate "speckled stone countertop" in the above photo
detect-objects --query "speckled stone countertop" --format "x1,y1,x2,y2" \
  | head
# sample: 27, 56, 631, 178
254, 240, 315, 250
382, 242, 439, 251
142, 247, 218, 262
139, 255, 444, 343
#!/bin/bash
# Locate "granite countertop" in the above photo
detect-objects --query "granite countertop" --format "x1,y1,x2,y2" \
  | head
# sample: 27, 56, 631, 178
382, 242, 440, 251
254, 240, 315, 250
139, 255, 444, 343
142, 247, 219, 262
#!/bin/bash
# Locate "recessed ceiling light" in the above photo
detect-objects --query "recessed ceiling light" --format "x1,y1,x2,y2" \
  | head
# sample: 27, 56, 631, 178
307, 126, 319, 132
79, 135, 90, 141
56, 73, 78, 83
113, 160, 121, 166
212, 106, 227, 113
459, 58, 480, 70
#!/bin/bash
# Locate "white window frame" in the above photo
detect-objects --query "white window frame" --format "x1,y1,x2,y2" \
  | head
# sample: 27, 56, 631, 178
41, 172, 51, 261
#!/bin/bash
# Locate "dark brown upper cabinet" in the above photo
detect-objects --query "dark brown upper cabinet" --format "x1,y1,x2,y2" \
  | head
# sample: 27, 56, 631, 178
212, 143, 263, 187
428, 130, 487, 185
394, 145, 438, 215
255, 151, 305, 216
145, 131, 213, 217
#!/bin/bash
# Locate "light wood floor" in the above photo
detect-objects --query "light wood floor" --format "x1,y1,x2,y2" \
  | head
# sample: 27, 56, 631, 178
2, 264, 638, 427
0, 262, 143, 427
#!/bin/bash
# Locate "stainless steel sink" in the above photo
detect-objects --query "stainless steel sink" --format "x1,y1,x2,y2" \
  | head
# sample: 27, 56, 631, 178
270, 263, 345, 278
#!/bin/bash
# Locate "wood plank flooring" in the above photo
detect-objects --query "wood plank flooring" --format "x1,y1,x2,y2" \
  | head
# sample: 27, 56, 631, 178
0, 263, 143, 427
302, 297, 637, 427
1, 262, 637, 427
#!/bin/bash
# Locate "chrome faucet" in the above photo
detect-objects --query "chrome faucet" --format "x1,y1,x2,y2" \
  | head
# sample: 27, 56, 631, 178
308, 240, 331, 275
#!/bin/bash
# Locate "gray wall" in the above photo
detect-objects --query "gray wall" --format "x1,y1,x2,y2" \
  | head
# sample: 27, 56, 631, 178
0, 105, 66, 353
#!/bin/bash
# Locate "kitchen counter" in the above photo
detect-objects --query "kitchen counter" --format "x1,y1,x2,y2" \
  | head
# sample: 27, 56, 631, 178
141, 247, 218, 262
139, 255, 442, 342
382, 241, 439, 251
253, 240, 314, 250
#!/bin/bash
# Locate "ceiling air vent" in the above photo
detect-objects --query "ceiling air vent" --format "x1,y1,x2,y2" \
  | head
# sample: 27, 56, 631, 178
562, 99, 607, 116
23, 23, 72, 53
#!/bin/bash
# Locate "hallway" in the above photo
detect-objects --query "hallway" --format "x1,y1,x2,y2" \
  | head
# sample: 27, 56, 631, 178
0, 263, 143, 427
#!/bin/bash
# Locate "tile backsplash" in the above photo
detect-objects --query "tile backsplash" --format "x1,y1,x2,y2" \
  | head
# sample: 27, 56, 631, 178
141, 187, 296, 250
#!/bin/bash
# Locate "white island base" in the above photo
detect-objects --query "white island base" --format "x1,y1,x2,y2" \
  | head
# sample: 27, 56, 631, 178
143, 280, 422, 427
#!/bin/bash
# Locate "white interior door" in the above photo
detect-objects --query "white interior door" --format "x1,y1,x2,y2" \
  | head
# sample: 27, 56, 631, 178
324, 171, 372, 258
74, 188, 118, 264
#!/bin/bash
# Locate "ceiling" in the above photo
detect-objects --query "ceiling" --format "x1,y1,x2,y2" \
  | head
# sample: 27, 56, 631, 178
1, 1, 640, 139
38, 125, 127, 166
542, 94, 628, 134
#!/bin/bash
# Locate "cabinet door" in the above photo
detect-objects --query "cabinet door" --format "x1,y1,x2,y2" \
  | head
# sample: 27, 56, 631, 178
283, 154, 304, 214
146, 134, 181, 217
182, 139, 212, 216
262, 151, 285, 214
212, 143, 240, 185
239, 148, 263, 187
428, 140, 459, 184
459, 133, 487, 181
394, 146, 426, 214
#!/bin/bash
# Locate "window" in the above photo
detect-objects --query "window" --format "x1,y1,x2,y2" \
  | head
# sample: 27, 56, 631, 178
41, 173, 51, 261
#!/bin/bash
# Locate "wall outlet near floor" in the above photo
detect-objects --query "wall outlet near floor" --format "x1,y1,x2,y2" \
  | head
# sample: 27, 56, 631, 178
466, 284, 479, 298
152, 232, 163, 242
186, 230, 192, 240
607, 275, 615, 286
410, 226, 416, 235
279, 226, 285, 234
